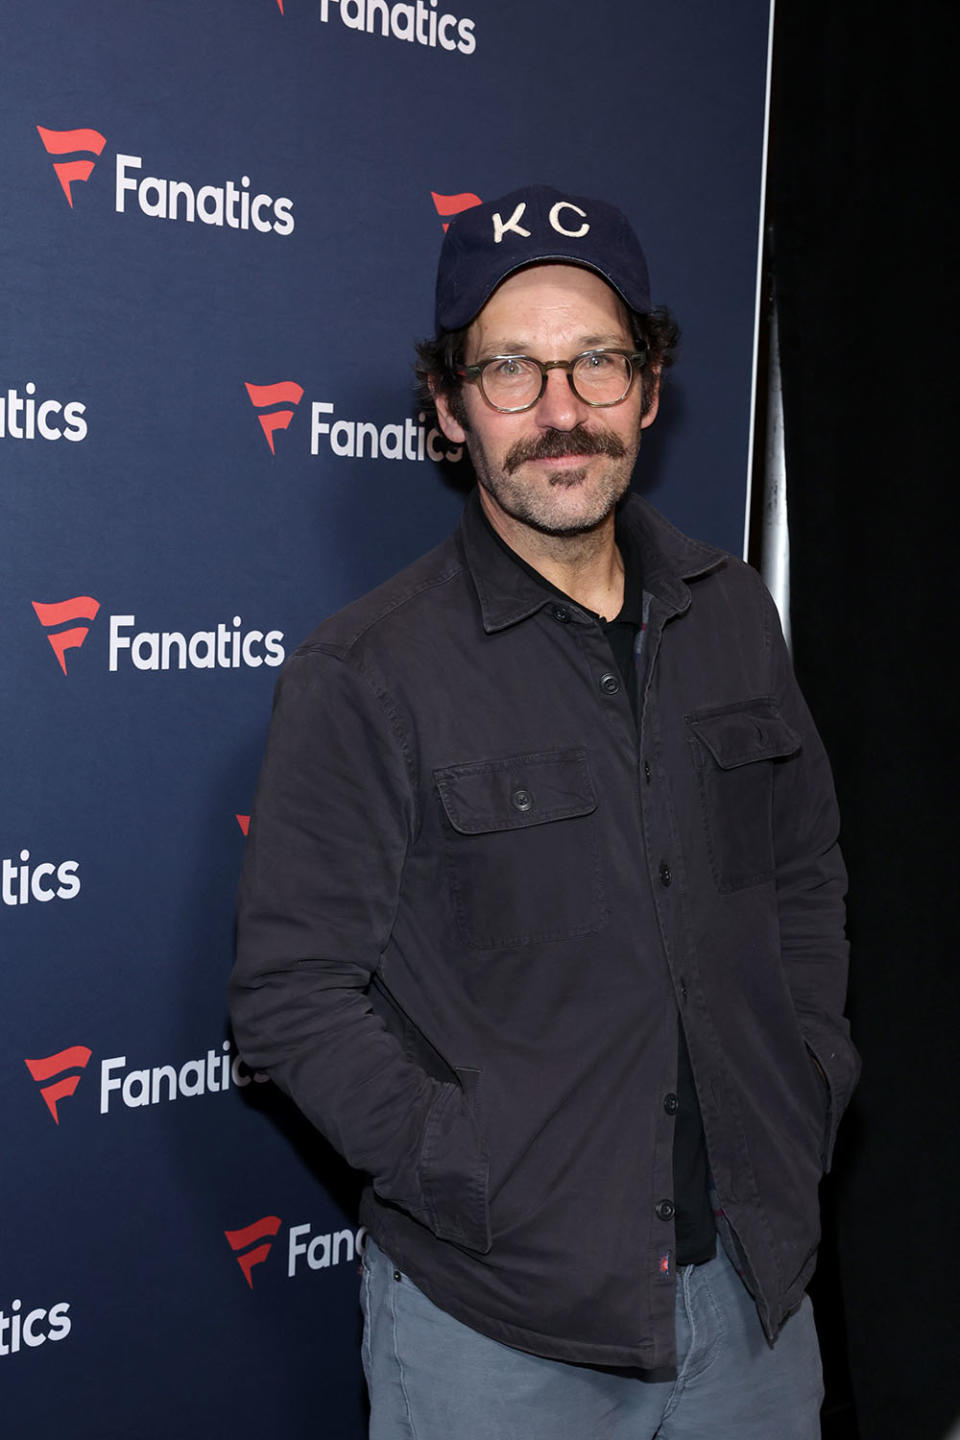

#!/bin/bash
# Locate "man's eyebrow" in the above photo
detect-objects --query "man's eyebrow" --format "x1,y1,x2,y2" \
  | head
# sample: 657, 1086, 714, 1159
475, 340, 530, 356
473, 333, 630, 358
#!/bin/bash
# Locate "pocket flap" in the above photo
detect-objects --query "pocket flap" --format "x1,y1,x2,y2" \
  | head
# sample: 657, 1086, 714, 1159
435, 748, 596, 834
688, 702, 801, 770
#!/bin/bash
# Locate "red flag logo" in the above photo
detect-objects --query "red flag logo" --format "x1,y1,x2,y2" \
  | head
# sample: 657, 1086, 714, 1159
224, 1216, 283, 1287
431, 190, 482, 233
25, 1046, 93, 1124
31, 596, 100, 674
244, 381, 304, 454
36, 126, 107, 207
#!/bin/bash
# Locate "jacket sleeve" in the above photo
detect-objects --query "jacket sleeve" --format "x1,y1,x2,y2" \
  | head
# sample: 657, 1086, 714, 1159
764, 586, 861, 1170
228, 645, 490, 1250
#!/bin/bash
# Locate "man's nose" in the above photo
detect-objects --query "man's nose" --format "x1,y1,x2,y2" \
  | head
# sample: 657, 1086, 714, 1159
532, 367, 590, 431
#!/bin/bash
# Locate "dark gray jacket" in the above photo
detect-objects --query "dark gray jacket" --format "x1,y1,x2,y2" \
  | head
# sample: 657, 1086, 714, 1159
229, 488, 859, 1371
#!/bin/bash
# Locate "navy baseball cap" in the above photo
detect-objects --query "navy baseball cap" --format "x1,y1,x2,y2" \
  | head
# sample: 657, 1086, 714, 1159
434, 184, 652, 333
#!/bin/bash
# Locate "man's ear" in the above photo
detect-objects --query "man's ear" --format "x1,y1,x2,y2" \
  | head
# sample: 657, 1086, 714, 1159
640, 366, 661, 430
431, 377, 468, 445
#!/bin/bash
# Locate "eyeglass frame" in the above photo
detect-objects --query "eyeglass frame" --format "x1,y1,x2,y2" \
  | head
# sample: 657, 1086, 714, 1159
456, 345, 648, 414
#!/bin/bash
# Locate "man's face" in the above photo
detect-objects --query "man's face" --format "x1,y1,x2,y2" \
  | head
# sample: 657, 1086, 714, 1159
434, 264, 659, 538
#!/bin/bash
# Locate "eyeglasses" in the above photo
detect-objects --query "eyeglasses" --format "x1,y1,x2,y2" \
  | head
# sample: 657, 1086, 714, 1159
457, 346, 647, 414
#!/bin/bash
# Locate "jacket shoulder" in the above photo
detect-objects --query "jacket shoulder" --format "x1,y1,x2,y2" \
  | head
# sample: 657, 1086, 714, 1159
695, 546, 781, 629
293, 531, 466, 662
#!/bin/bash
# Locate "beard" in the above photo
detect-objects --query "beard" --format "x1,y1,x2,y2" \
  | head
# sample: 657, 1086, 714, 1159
467, 422, 639, 537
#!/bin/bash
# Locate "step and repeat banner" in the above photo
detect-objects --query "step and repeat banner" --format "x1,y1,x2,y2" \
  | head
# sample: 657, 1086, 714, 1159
2, 3, 770, 1434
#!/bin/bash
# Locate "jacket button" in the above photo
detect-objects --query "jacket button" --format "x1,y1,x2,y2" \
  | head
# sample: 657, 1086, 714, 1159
511, 788, 533, 812
659, 862, 672, 887
663, 1093, 679, 1115
393, 1270, 403, 1282
599, 672, 621, 695
550, 604, 571, 623
643, 760, 651, 783
656, 1199, 675, 1221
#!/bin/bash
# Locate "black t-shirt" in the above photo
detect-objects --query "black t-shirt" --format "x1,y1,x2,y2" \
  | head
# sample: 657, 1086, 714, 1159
480, 506, 716, 1265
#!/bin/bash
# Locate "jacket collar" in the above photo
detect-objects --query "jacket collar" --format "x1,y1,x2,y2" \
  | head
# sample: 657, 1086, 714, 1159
458, 486, 726, 634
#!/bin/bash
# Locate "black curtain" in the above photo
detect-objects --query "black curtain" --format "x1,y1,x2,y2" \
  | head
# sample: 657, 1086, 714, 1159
767, 4, 958, 1438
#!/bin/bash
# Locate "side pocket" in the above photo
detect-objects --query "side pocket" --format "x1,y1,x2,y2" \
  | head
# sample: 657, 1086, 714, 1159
418, 1066, 490, 1254
803, 1033, 861, 1173
803, 1043, 833, 1171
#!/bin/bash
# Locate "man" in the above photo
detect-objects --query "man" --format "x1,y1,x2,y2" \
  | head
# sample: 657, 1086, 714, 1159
229, 185, 859, 1438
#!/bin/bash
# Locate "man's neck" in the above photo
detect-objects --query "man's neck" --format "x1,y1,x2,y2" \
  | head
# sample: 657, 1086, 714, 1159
479, 489, 625, 621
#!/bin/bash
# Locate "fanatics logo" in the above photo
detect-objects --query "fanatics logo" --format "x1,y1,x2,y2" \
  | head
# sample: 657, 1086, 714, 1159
33, 125, 294, 236
224, 1216, 282, 1288
225, 1215, 365, 1287
431, 189, 481, 232
29, 596, 286, 675
240, 378, 460, 465
108, 613, 285, 671
317, 1, 477, 54
24, 1046, 92, 1125
36, 126, 106, 207
236, 815, 250, 836
22, 1039, 265, 1123
244, 381, 304, 454
32, 596, 100, 674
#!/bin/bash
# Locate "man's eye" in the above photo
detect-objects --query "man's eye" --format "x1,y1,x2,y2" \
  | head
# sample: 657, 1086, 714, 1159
581, 351, 615, 370
491, 359, 527, 377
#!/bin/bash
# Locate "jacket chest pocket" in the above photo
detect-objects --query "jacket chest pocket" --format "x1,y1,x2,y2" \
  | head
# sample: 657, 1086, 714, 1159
434, 747, 605, 949
687, 700, 801, 892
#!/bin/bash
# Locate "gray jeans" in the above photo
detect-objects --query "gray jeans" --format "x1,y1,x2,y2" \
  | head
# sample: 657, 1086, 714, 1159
360, 1236, 823, 1439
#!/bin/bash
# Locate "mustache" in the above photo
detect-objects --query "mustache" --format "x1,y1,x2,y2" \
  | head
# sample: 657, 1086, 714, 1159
503, 426, 627, 475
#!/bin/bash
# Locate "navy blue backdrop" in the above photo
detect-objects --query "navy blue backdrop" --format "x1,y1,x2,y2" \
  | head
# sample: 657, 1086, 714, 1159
2, 3, 770, 1433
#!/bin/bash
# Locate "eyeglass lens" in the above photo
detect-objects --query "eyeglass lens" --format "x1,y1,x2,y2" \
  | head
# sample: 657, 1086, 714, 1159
480, 352, 633, 410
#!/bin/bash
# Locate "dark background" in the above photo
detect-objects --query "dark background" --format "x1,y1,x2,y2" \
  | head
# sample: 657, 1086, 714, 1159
767, 3, 958, 1436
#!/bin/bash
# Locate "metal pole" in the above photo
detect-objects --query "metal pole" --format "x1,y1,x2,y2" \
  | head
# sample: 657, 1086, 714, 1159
760, 294, 791, 651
